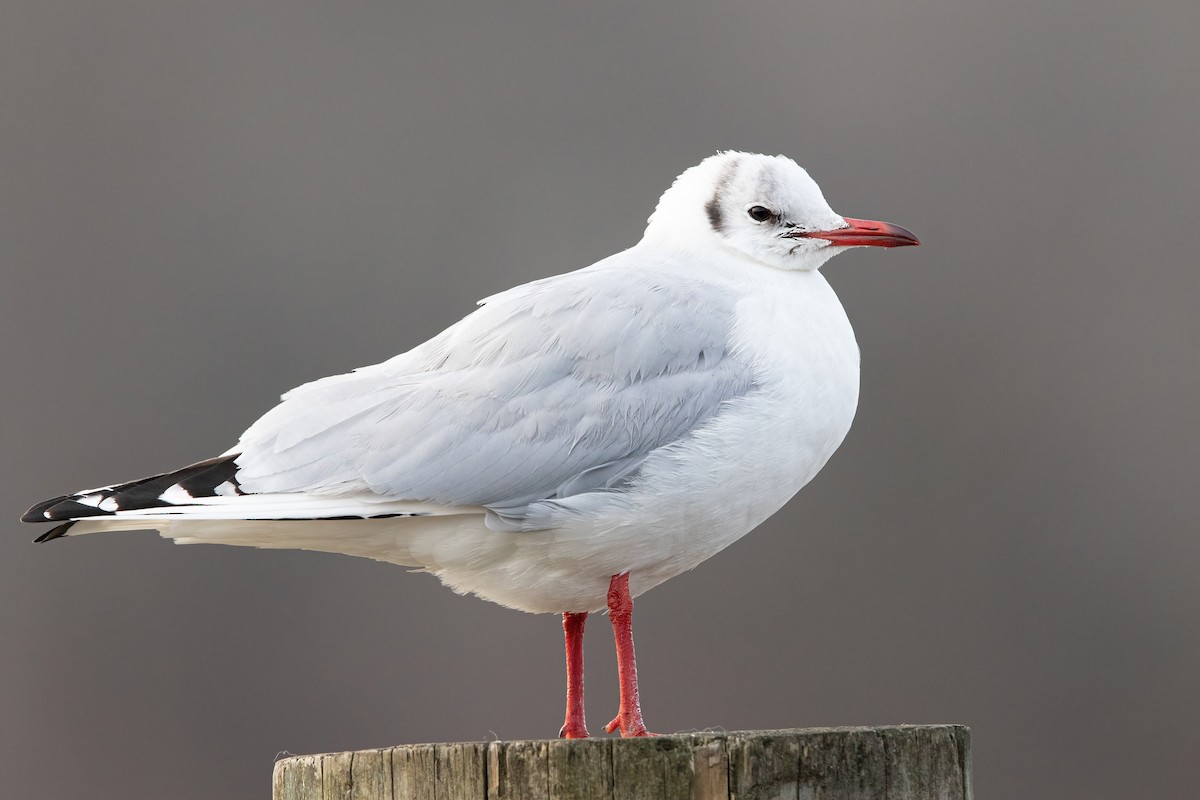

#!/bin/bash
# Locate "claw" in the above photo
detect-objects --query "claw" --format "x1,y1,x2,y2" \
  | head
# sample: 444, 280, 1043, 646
559, 723, 590, 739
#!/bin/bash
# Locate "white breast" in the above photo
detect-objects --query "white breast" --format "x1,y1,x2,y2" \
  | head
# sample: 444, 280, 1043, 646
611, 268, 860, 589
424, 265, 860, 613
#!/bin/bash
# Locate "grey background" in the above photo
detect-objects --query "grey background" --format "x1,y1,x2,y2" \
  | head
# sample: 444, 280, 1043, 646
2, 2, 1197, 798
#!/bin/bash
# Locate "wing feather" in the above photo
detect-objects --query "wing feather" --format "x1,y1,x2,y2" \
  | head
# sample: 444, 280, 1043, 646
233, 254, 755, 521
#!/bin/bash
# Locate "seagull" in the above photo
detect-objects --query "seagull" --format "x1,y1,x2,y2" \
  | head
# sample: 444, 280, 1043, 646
23, 152, 918, 738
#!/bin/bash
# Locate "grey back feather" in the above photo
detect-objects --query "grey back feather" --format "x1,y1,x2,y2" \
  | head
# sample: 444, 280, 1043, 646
233, 252, 756, 521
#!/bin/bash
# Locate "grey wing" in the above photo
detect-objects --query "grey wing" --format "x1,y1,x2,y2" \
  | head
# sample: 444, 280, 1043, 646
232, 259, 755, 526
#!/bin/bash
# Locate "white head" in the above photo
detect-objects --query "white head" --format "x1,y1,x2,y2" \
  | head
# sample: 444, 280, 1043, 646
641, 151, 918, 271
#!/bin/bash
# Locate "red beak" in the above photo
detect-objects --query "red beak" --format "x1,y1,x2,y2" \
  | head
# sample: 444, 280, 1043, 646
786, 217, 920, 248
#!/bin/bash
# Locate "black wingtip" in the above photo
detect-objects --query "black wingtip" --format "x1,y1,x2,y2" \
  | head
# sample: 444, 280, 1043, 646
22, 495, 71, 523
34, 521, 77, 543
22, 453, 244, 525
23, 498, 111, 523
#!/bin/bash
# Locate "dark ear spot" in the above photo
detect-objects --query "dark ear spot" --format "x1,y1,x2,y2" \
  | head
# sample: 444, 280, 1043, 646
705, 158, 740, 235
705, 196, 723, 232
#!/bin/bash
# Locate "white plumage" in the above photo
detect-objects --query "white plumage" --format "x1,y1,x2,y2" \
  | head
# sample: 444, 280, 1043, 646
26, 151, 918, 736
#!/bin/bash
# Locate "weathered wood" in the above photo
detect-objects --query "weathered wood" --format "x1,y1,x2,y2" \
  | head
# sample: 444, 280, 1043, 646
794, 728, 887, 799
272, 726, 971, 800
392, 744, 435, 800
435, 742, 487, 798
729, 731, 802, 799
611, 736, 696, 799
691, 735, 729, 800
488, 738, 549, 800
352, 749, 393, 800
549, 739, 612, 800
274, 753, 321, 800
322, 751, 354, 800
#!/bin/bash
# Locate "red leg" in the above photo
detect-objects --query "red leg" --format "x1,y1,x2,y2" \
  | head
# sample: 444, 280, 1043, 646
559, 611, 590, 738
604, 573, 653, 737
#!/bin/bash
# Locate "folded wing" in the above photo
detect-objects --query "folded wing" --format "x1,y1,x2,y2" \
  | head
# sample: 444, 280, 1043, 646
232, 259, 756, 525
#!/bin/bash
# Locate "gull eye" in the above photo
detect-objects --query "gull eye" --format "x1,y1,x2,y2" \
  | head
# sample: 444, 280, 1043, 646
747, 205, 774, 223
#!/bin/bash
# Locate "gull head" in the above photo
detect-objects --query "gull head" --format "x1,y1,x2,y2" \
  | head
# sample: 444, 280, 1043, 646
642, 151, 919, 272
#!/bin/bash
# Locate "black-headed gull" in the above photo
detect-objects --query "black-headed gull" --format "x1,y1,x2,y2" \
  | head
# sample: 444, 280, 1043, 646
24, 152, 918, 738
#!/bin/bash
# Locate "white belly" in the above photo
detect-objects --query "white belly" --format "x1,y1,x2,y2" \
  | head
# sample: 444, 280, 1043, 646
423, 269, 861, 613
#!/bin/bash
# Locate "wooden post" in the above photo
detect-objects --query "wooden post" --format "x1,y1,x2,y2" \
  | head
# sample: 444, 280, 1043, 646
273, 725, 971, 800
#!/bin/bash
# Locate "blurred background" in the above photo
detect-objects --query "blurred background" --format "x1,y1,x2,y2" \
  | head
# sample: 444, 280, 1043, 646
3, 2, 1197, 798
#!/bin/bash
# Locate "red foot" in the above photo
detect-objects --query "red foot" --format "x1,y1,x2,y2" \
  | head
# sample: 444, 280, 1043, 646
604, 713, 654, 737
559, 722, 590, 739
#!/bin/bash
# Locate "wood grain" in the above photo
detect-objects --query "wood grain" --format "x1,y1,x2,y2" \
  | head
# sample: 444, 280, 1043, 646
273, 726, 971, 800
